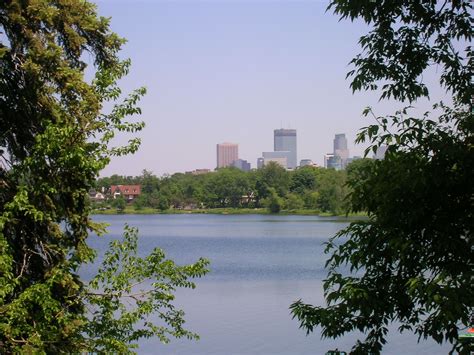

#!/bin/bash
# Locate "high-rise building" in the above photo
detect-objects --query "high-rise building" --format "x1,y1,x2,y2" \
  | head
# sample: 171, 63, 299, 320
274, 129, 297, 169
333, 133, 349, 168
324, 153, 343, 170
257, 157, 264, 169
262, 151, 291, 169
231, 159, 251, 172
216, 143, 238, 168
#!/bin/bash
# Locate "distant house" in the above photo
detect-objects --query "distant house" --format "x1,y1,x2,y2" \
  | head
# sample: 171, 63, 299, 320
110, 185, 141, 201
88, 189, 106, 202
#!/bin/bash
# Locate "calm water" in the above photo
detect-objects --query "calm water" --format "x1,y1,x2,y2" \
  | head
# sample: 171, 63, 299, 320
86, 214, 448, 354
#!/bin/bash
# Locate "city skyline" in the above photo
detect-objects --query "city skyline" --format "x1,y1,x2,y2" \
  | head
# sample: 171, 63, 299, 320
95, 0, 451, 177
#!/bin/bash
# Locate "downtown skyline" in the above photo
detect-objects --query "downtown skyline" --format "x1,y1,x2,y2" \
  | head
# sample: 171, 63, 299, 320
215, 129, 355, 173
96, 0, 451, 177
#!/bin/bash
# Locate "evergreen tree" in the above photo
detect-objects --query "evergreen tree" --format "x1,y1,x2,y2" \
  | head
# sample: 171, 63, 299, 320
0, 1, 208, 352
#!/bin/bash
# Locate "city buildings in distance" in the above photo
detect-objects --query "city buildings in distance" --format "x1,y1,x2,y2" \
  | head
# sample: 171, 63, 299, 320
231, 159, 251, 172
325, 133, 350, 170
216, 143, 251, 171
274, 129, 297, 169
216, 143, 238, 169
186, 169, 211, 175
262, 151, 291, 168
215, 131, 372, 173
300, 159, 317, 167
259, 128, 297, 169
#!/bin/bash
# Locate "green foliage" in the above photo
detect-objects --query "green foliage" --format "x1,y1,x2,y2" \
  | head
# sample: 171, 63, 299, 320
85, 225, 209, 353
204, 168, 249, 208
133, 194, 147, 211
263, 188, 283, 214
284, 193, 305, 211
329, 0, 473, 105
302, 191, 320, 210
96, 164, 356, 214
157, 195, 170, 211
345, 158, 375, 197
258, 162, 290, 197
0, 0, 207, 352
315, 169, 348, 215
112, 195, 127, 212
291, 1, 473, 353
290, 166, 316, 194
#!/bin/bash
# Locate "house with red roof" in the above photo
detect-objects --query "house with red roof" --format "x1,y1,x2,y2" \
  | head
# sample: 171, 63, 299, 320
110, 185, 141, 201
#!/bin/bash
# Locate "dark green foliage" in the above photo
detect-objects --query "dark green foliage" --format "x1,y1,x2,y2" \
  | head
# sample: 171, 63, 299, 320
330, 0, 473, 105
344, 158, 375, 198
258, 162, 290, 197
291, 1, 473, 353
95, 165, 349, 214
157, 195, 170, 211
0, 1, 208, 352
112, 195, 127, 212
290, 166, 316, 194
264, 188, 283, 214
133, 194, 147, 210
315, 168, 347, 215
204, 168, 249, 208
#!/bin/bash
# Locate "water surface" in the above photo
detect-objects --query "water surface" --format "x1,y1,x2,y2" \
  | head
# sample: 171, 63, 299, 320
87, 214, 447, 354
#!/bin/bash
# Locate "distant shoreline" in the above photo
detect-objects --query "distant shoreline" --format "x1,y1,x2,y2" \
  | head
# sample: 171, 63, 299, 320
91, 207, 367, 217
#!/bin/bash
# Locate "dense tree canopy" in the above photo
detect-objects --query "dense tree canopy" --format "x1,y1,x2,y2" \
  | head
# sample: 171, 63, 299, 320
94, 162, 355, 215
291, 1, 473, 354
0, 1, 207, 352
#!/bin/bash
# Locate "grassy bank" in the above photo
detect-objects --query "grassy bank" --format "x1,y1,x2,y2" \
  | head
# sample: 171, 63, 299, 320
92, 207, 367, 217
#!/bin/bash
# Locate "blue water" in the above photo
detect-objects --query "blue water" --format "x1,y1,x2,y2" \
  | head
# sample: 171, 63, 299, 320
85, 214, 448, 354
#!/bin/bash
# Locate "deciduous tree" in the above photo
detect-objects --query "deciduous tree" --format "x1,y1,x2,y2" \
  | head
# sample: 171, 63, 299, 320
291, 1, 473, 353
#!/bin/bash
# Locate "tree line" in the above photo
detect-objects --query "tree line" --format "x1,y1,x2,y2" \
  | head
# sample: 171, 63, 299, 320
95, 160, 373, 214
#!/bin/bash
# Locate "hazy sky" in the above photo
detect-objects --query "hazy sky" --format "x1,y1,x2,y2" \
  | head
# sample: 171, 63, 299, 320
95, 0, 447, 177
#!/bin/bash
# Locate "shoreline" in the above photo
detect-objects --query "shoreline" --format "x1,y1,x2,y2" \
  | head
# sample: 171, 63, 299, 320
91, 207, 367, 217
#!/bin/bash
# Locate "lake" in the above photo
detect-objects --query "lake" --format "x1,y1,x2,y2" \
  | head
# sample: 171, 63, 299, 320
86, 214, 448, 354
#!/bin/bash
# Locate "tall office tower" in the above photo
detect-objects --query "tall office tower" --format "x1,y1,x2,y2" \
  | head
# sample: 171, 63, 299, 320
274, 129, 297, 169
333, 133, 349, 167
216, 143, 238, 169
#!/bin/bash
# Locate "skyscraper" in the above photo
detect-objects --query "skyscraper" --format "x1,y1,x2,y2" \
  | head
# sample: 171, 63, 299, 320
216, 143, 238, 169
274, 129, 297, 169
333, 133, 349, 168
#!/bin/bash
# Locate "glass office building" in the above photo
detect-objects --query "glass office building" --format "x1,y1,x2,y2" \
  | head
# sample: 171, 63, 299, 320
274, 129, 297, 169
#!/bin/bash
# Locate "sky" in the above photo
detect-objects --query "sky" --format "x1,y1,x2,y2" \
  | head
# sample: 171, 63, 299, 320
95, 0, 448, 177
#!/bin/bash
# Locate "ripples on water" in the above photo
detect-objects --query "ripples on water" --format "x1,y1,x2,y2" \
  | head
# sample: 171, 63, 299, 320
84, 214, 447, 354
